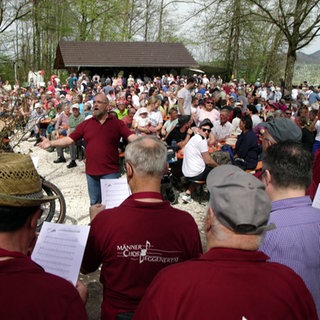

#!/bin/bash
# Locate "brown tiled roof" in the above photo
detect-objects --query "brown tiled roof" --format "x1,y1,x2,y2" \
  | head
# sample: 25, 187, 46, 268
54, 40, 198, 69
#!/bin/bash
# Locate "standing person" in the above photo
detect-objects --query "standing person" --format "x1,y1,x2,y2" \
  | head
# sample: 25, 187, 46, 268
0, 153, 88, 320
81, 136, 202, 320
177, 77, 196, 115
260, 141, 320, 317
66, 104, 85, 168
38, 92, 137, 205
133, 165, 317, 320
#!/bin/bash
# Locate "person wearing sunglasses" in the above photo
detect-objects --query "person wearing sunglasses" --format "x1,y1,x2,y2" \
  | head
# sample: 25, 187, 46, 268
181, 119, 218, 203
195, 97, 220, 126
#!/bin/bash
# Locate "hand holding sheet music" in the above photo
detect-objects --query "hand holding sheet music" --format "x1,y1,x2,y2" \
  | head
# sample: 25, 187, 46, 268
100, 178, 131, 208
31, 222, 90, 286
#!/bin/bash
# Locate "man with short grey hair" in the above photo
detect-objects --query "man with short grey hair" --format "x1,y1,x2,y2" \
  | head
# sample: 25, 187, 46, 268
133, 165, 317, 320
81, 136, 202, 320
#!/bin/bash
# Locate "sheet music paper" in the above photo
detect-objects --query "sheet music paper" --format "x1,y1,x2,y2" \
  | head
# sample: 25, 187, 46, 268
312, 183, 320, 209
100, 178, 131, 209
31, 156, 39, 169
31, 222, 90, 286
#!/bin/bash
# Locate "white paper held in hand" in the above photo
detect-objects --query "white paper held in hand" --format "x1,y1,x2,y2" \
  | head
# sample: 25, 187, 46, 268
31, 222, 90, 286
312, 183, 320, 209
100, 178, 131, 209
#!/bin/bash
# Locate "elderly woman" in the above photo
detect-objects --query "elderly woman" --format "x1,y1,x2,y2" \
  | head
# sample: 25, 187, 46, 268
195, 97, 220, 126
233, 115, 259, 170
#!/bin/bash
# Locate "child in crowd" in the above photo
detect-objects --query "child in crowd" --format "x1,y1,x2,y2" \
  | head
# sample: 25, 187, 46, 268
134, 107, 151, 135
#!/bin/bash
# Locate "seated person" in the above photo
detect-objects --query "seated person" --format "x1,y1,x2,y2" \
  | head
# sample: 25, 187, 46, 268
165, 115, 193, 149
121, 107, 136, 133
115, 98, 128, 120
161, 107, 179, 140
212, 108, 233, 143
195, 97, 220, 126
233, 115, 259, 170
182, 119, 218, 203
132, 107, 151, 135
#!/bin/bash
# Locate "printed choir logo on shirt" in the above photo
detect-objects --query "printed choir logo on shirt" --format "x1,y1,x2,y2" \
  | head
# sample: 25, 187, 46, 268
117, 240, 181, 264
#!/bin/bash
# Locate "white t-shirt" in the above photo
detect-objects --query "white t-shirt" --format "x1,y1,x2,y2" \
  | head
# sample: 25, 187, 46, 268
182, 134, 208, 177
177, 87, 192, 115
136, 116, 150, 127
232, 117, 241, 135
251, 114, 262, 128
132, 95, 140, 108
148, 110, 163, 127
315, 120, 320, 142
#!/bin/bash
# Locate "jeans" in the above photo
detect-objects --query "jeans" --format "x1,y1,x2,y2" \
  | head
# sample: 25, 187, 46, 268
69, 143, 77, 161
86, 172, 120, 205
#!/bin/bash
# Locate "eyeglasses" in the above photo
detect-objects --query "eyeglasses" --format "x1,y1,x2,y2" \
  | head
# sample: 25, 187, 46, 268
206, 102, 214, 105
202, 128, 211, 133
285, 112, 292, 115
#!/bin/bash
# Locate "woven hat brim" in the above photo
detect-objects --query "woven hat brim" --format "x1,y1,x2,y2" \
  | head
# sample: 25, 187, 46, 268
0, 193, 58, 207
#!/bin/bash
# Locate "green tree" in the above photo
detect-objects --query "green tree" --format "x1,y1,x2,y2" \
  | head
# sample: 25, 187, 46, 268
248, 0, 320, 89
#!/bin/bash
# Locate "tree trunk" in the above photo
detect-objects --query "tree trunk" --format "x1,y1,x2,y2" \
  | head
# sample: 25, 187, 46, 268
232, 0, 241, 79
284, 46, 297, 92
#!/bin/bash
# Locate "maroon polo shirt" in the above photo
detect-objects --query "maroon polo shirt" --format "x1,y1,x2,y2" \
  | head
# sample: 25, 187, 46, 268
133, 248, 317, 320
70, 115, 132, 175
82, 192, 202, 320
0, 249, 87, 320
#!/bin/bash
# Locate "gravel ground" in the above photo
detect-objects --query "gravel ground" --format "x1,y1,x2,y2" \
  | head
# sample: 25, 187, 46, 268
18, 139, 208, 320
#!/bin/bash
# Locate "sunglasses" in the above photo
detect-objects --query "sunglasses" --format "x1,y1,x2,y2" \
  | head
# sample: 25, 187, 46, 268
202, 128, 211, 133
285, 112, 292, 115
206, 102, 214, 105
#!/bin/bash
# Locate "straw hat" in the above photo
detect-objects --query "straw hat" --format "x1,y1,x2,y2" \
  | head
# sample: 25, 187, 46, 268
0, 153, 58, 206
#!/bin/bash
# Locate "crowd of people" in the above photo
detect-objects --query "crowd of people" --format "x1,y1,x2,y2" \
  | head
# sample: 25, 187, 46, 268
1, 71, 320, 319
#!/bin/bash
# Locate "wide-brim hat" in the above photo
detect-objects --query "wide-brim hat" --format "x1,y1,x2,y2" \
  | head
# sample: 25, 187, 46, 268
0, 153, 58, 207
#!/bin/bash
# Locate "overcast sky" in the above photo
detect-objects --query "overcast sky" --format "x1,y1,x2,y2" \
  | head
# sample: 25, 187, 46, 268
301, 37, 320, 54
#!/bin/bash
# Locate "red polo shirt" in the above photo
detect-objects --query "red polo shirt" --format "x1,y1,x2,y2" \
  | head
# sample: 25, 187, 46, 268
82, 192, 202, 320
70, 115, 132, 175
133, 248, 317, 320
0, 249, 87, 320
